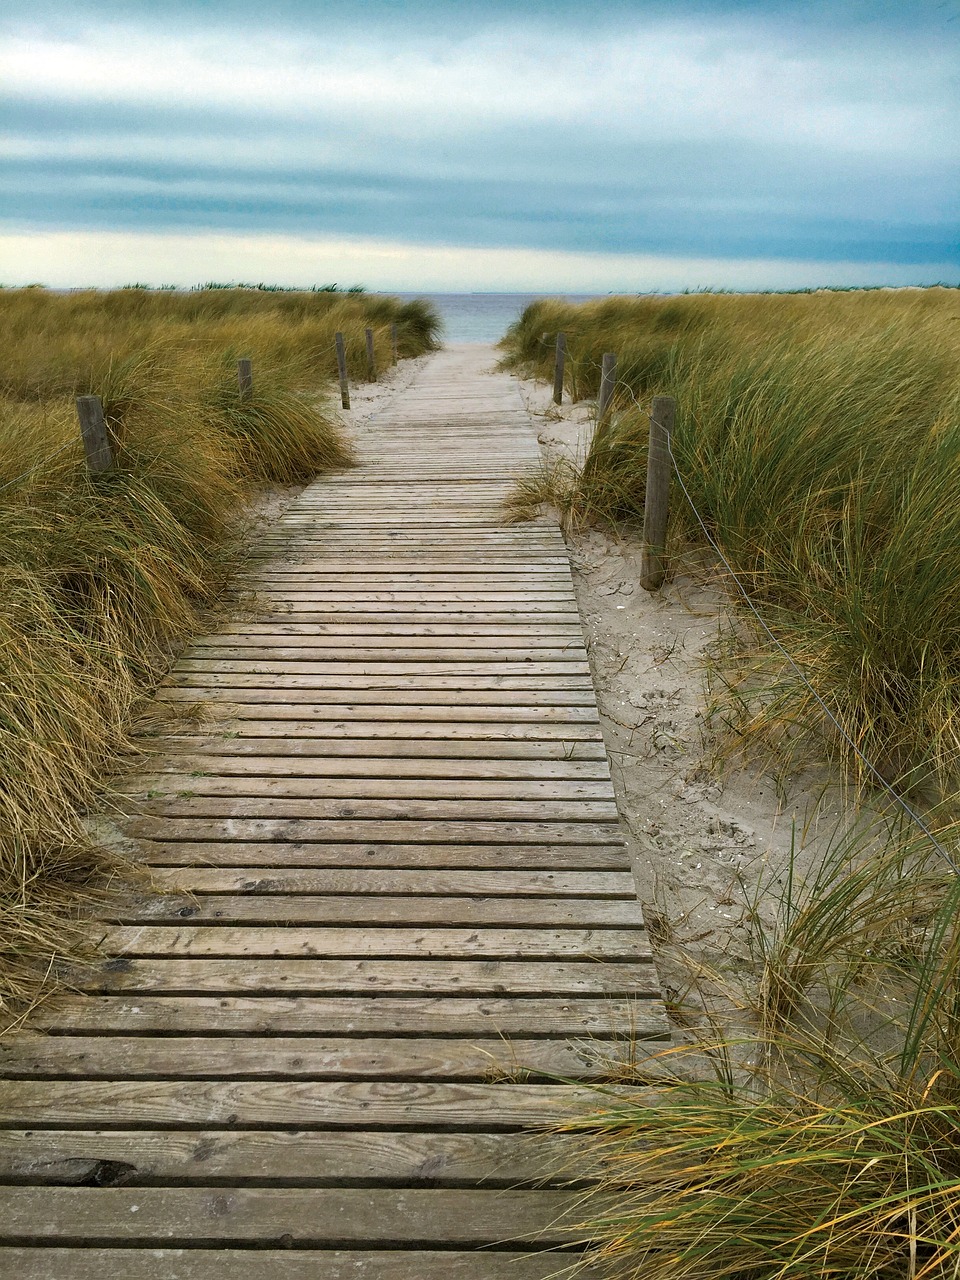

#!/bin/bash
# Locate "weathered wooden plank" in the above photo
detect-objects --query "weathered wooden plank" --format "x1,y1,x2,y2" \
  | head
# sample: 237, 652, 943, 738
163, 681, 598, 702
243, 586, 576, 599
0, 1187, 582, 1245
122, 818, 624, 844
143, 868, 631, 895
72, 957, 657, 995
0, 1127, 587, 1184
163, 665, 593, 686
228, 566, 573, 577
134, 841, 629, 870
114, 895, 642, 928
241, 592, 577, 603
164, 676, 598, 693
31, 995, 670, 1036
257, 528, 554, 536
151, 737, 610, 762
0, 1035, 638, 1080
257, 601, 581, 614
174, 650, 588, 667
204, 633, 583, 647
0, 1250, 599, 1280
206, 622, 581, 636
227, 612, 582, 625
101, 925, 646, 957
240, 573, 575, 585
158, 690, 596, 707
191, 633, 585, 649
157, 720, 606, 742
142, 756, 612, 782
0, 1079, 609, 1129
125, 799, 621, 824
124, 776, 615, 803
255, 554, 566, 564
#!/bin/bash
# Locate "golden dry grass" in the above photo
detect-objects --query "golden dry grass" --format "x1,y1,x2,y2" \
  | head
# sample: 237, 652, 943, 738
502, 288, 960, 797
0, 284, 440, 1022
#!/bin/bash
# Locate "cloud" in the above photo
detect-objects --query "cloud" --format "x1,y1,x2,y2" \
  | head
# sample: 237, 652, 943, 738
1, 227, 956, 293
2, 1, 957, 285
4, 19, 954, 159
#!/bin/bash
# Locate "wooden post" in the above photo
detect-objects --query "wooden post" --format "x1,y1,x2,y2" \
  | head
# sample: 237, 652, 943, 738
365, 328, 377, 382
597, 352, 617, 425
237, 358, 253, 400
640, 395, 675, 592
553, 333, 566, 405
75, 395, 114, 475
390, 322, 399, 365
334, 332, 350, 410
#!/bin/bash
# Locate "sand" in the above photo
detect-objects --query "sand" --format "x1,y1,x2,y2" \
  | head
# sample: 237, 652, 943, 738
509, 354, 869, 1024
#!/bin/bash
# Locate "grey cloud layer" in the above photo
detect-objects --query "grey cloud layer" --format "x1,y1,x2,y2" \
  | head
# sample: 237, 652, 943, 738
3, 1, 958, 274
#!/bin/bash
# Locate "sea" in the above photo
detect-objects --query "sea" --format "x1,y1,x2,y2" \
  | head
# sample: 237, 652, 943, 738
389, 292, 603, 345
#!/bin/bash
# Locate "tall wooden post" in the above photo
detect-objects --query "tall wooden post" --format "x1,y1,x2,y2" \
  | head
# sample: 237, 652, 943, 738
553, 333, 566, 406
334, 332, 350, 410
237, 358, 253, 400
597, 352, 617, 426
390, 322, 399, 365
365, 328, 377, 382
75, 395, 114, 475
640, 395, 675, 591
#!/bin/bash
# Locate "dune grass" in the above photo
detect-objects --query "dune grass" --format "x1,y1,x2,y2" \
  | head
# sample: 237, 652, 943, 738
0, 284, 440, 1021
558, 820, 960, 1279
501, 288, 960, 798
500, 290, 960, 1276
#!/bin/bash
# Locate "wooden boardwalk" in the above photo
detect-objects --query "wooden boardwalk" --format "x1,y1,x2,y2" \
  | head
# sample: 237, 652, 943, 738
0, 347, 669, 1278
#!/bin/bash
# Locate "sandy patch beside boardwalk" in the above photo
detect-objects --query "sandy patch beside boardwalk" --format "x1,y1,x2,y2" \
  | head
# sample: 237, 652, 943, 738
510, 360, 864, 1025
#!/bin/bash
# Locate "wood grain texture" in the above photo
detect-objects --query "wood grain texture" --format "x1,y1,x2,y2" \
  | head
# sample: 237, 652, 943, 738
0, 1187, 582, 1245
0, 1251, 601, 1280
134, 840, 629, 869
100, 924, 648, 957
111, 894, 646, 927
141, 867, 631, 894
70, 956, 658, 995
32, 995, 669, 1036
0, 1035, 645, 1080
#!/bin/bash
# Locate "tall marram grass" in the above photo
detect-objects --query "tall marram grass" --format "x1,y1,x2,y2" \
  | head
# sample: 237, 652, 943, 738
0, 285, 440, 1020
501, 291, 960, 1276
502, 289, 960, 797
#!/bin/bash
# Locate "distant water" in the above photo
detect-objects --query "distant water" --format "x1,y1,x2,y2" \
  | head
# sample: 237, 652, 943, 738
389, 292, 602, 344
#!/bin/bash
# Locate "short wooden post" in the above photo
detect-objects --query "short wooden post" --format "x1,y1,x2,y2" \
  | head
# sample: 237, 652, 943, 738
75, 395, 114, 475
640, 395, 675, 592
597, 352, 617, 425
553, 333, 566, 405
334, 332, 350, 410
390, 322, 399, 365
237, 358, 253, 400
365, 328, 377, 382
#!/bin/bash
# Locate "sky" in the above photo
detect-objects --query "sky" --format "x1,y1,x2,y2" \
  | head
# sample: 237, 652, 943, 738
2, 0, 958, 292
